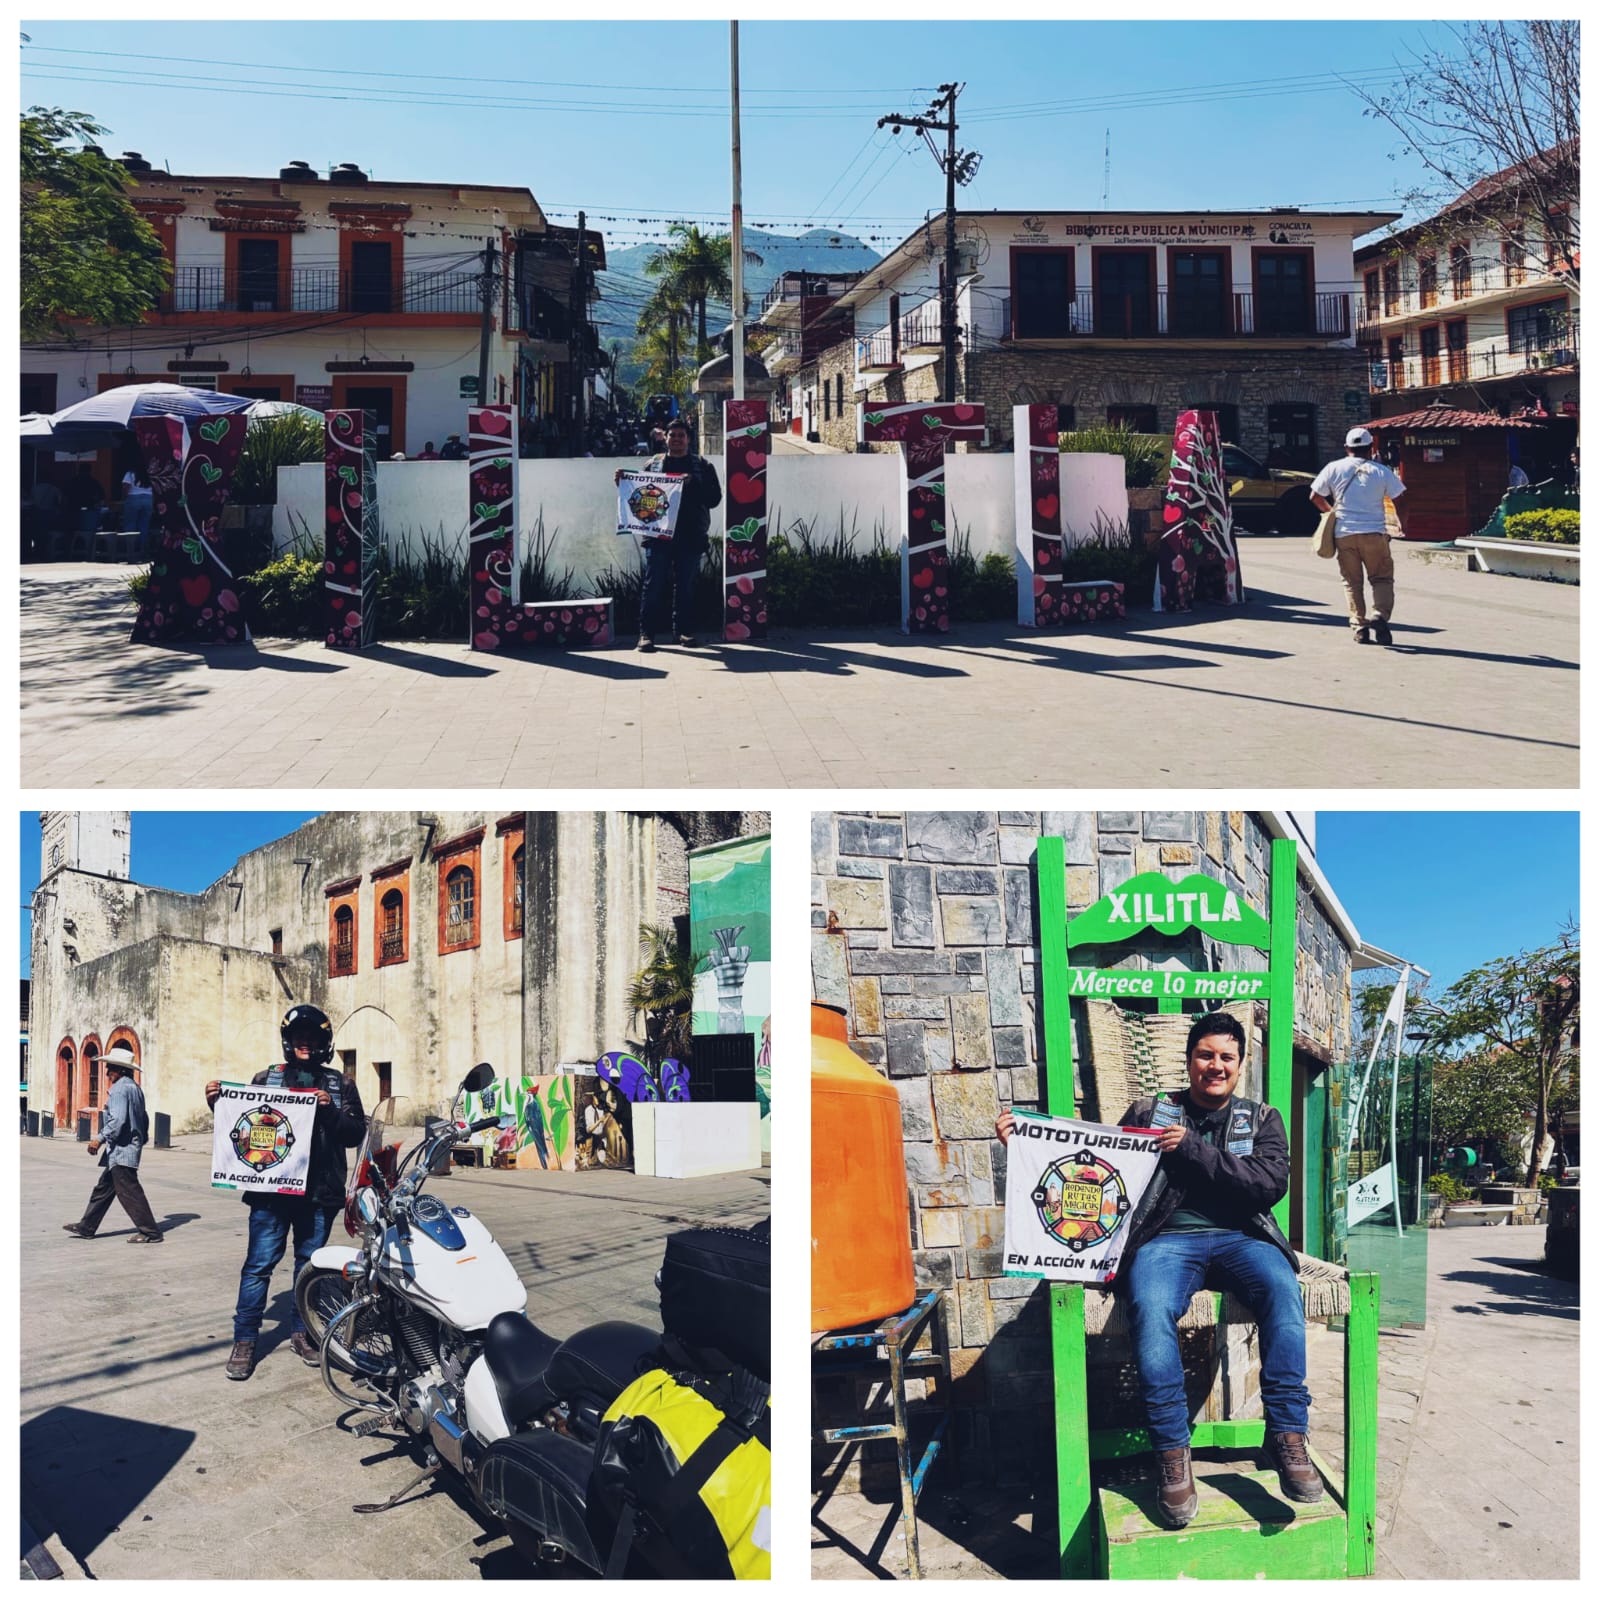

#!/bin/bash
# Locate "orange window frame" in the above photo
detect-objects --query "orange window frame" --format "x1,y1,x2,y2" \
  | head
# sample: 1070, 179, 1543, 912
372, 865, 411, 969
326, 877, 360, 978
498, 816, 527, 941
435, 834, 484, 955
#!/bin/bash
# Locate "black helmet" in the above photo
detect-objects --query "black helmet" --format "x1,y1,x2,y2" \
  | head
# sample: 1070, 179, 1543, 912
281, 1004, 334, 1067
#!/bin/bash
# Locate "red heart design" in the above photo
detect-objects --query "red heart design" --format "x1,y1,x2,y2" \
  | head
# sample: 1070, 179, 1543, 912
729, 472, 763, 504
912, 567, 934, 589
1037, 494, 1059, 521
953, 404, 975, 421
179, 576, 211, 607
744, 451, 766, 471
477, 411, 510, 435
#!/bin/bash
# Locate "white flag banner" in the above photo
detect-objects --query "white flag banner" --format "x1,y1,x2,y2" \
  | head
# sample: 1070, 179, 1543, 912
211, 1082, 320, 1195
1003, 1112, 1164, 1283
617, 471, 685, 539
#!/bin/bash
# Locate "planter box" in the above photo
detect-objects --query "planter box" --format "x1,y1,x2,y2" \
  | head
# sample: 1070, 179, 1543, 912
1456, 536, 1579, 585
1476, 1184, 1541, 1224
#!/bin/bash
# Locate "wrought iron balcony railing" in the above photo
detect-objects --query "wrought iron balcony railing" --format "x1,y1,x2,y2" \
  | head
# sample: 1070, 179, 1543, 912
159, 265, 488, 317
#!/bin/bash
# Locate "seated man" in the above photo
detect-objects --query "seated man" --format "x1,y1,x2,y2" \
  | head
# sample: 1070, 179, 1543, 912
998, 1009, 1318, 1529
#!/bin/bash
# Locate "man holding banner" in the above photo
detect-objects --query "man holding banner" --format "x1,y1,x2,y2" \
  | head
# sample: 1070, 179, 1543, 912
205, 1005, 364, 1381
615, 418, 721, 651
999, 1010, 1318, 1530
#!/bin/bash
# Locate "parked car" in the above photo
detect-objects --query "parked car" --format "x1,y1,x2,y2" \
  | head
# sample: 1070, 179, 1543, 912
1148, 439, 1319, 536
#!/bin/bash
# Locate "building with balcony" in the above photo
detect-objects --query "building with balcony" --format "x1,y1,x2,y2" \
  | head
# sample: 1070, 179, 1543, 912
755, 270, 862, 442
19, 155, 566, 478
28, 809, 767, 1134
1354, 147, 1579, 475
824, 207, 1399, 464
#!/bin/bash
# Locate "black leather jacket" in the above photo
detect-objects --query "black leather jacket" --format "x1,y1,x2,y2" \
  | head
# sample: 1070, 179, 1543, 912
1115, 1090, 1298, 1277
242, 1064, 366, 1209
644, 451, 722, 552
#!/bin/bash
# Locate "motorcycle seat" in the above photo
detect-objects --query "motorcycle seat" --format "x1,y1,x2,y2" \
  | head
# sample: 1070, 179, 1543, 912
477, 1429, 601, 1572
485, 1314, 660, 1429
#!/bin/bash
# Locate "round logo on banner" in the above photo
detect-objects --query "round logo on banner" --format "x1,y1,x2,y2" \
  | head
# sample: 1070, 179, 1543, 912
1032, 1150, 1132, 1253
627, 482, 672, 526
230, 1104, 297, 1172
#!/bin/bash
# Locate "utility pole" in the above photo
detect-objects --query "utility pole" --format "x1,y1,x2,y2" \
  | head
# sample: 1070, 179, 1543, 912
876, 83, 979, 403
476, 236, 496, 414
730, 21, 745, 403
570, 209, 590, 454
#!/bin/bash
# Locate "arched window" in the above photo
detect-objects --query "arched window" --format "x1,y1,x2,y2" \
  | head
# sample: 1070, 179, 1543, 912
445, 865, 476, 947
106, 1028, 142, 1084
332, 904, 356, 975
56, 1041, 76, 1127
511, 846, 525, 935
381, 888, 405, 962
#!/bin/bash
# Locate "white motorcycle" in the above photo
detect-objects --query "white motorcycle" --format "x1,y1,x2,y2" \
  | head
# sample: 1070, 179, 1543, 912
294, 1062, 662, 1572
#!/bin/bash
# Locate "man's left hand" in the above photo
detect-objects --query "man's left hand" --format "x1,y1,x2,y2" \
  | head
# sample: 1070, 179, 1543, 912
1155, 1125, 1187, 1153
315, 1090, 333, 1108
87, 1140, 101, 1155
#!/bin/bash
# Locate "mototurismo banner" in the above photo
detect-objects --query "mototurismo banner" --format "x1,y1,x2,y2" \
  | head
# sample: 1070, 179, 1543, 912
1003, 1111, 1163, 1283
617, 471, 685, 539
210, 1082, 319, 1195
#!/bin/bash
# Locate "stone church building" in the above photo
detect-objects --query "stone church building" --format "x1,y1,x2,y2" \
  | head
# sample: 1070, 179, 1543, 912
31, 809, 766, 1132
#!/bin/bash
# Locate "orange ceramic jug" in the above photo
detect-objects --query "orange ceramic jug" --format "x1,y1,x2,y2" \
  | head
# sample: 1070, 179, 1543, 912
811, 1001, 914, 1330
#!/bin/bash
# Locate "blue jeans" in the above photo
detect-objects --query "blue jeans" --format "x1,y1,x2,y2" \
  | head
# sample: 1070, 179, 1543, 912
641, 538, 702, 639
233, 1199, 339, 1341
1124, 1230, 1309, 1450
121, 493, 153, 553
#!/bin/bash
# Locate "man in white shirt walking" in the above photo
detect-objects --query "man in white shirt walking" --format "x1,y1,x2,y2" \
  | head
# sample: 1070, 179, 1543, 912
1310, 428, 1410, 645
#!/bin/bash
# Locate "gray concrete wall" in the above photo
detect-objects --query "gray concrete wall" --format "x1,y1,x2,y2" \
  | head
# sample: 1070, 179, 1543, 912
810, 809, 1354, 1483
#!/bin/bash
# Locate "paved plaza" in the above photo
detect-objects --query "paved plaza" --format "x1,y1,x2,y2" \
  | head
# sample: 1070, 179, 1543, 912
20, 1130, 769, 1580
811, 1225, 1578, 1579
21, 542, 1577, 789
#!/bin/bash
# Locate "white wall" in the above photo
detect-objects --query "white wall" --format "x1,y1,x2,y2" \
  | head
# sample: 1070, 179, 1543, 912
276, 449, 1032, 585
633, 1102, 762, 1178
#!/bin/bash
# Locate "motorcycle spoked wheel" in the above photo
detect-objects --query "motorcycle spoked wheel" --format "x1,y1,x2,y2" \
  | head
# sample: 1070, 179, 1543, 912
294, 1265, 401, 1380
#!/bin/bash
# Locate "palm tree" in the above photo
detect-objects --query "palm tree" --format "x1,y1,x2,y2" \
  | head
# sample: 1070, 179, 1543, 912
643, 224, 762, 364
623, 923, 703, 1070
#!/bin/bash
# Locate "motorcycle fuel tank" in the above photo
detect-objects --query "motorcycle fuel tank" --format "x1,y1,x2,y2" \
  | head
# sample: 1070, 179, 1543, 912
379, 1201, 528, 1331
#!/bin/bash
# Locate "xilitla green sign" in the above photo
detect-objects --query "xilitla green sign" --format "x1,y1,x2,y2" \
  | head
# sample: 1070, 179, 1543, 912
1067, 871, 1270, 951
1064, 967, 1269, 1002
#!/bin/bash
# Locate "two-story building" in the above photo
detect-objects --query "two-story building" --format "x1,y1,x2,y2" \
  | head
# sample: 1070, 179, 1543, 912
1355, 149, 1579, 475
800, 207, 1399, 465
755, 269, 863, 441
20, 154, 568, 478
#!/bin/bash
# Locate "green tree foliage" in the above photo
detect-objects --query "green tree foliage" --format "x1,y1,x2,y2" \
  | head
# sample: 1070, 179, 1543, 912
624, 923, 703, 1071
640, 223, 762, 367
1414, 926, 1579, 1185
21, 107, 170, 339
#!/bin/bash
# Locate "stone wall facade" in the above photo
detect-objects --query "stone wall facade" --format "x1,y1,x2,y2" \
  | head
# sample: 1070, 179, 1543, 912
810, 809, 1355, 1484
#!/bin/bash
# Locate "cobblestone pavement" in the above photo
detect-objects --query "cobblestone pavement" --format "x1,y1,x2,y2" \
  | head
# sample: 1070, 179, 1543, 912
21, 1132, 768, 1580
812, 1224, 1577, 1578
22, 542, 1577, 788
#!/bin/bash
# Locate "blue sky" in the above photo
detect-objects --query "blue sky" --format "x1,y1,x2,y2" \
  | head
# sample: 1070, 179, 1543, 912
1317, 812, 1579, 991
19, 19, 1459, 259
20, 812, 317, 977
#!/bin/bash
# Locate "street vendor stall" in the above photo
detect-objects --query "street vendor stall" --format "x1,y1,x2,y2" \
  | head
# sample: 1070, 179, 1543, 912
1366, 406, 1547, 542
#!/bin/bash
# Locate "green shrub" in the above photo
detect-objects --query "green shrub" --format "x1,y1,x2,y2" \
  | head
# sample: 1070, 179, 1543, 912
232, 412, 325, 505
1425, 1173, 1473, 1203
240, 552, 323, 635
1061, 513, 1156, 596
1504, 508, 1579, 544
1060, 425, 1169, 489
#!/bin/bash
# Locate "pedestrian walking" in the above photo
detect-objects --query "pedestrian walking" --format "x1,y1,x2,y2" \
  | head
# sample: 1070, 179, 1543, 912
62, 1047, 163, 1243
1310, 427, 1410, 645
617, 417, 722, 651
205, 1005, 365, 1381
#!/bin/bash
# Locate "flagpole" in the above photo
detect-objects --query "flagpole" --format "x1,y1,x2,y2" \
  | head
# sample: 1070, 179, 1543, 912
730, 20, 745, 403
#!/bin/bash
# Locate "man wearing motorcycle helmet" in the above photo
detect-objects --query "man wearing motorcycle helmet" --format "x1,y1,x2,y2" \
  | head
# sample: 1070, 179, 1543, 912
205, 1004, 365, 1380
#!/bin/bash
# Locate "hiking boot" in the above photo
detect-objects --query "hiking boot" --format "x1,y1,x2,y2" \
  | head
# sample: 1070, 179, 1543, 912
290, 1331, 320, 1364
225, 1339, 257, 1381
1266, 1431, 1324, 1503
636, 634, 655, 653
1154, 1446, 1198, 1528
1372, 619, 1393, 646
62, 1223, 95, 1239
1353, 625, 1371, 644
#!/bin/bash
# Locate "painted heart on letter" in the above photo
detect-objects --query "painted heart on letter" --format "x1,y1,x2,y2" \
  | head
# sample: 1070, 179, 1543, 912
729, 473, 763, 504
199, 462, 223, 484
1036, 494, 1059, 520
198, 419, 229, 443
179, 575, 212, 607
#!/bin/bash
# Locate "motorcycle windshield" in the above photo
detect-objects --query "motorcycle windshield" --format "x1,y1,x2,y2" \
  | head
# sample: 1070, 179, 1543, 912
348, 1095, 416, 1203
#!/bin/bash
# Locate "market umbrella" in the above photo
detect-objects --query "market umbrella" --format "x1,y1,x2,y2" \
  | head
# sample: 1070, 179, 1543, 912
33, 382, 255, 452
242, 398, 325, 423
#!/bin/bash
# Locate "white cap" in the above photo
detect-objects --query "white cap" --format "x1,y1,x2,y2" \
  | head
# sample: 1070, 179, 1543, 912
1345, 427, 1374, 449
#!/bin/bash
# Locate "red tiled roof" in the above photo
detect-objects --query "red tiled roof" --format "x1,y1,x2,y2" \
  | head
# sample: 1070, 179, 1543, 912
1365, 406, 1547, 431
1451, 138, 1578, 215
